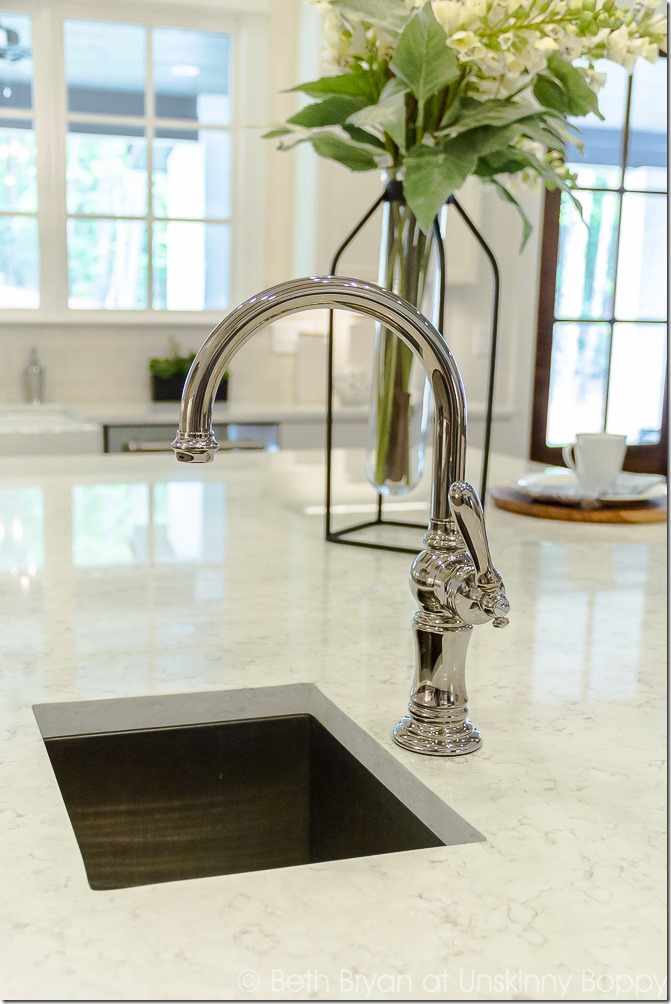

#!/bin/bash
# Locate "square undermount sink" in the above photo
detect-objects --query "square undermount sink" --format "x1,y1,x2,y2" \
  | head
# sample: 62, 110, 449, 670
34, 685, 484, 890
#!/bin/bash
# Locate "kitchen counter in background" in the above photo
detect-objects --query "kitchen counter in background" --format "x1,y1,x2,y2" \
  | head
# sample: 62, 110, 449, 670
0, 401, 371, 455
0, 399, 515, 455
0, 448, 666, 1000
91, 400, 370, 452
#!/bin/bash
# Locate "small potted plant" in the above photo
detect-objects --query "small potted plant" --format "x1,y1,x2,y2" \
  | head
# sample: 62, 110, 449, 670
149, 340, 229, 402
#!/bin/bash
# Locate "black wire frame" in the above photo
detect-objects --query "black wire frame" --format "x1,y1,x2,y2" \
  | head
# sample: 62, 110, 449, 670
324, 185, 501, 555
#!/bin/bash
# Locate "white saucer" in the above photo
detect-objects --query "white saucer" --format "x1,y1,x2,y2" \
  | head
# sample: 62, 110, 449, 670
515, 469, 667, 506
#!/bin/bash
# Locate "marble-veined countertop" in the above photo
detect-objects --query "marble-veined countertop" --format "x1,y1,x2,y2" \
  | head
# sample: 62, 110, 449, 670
0, 448, 666, 1001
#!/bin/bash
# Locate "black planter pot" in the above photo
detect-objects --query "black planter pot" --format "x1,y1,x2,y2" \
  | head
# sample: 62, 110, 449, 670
151, 374, 228, 402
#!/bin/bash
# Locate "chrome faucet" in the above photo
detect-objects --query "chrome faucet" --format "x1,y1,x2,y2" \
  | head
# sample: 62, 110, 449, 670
172, 276, 509, 756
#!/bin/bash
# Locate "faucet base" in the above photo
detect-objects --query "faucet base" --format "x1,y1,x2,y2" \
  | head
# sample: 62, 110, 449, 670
392, 715, 481, 757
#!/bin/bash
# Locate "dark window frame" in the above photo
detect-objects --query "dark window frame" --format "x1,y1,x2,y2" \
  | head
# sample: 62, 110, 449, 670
530, 62, 668, 477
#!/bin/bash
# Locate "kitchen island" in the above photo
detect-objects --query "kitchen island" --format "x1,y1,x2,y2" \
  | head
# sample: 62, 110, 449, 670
0, 448, 666, 1001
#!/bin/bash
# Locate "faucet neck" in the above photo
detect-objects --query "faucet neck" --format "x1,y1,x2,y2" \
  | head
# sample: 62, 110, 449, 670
175, 276, 468, 524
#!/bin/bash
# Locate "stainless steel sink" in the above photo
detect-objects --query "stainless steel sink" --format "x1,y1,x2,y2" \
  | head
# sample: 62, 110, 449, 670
34, 685, 484, 890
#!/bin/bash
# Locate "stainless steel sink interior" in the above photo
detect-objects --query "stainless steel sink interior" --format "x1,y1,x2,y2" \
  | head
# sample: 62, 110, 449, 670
34, 686, 484, 891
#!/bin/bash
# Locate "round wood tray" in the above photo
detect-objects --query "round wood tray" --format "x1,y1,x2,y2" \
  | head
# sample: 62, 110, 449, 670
490, 485, 667, 524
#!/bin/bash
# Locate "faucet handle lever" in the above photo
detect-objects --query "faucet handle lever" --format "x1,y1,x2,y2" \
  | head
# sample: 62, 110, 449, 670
448, 481, 502, 590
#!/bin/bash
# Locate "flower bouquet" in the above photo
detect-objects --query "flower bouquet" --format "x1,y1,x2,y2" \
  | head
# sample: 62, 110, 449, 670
266, 0, 665, 492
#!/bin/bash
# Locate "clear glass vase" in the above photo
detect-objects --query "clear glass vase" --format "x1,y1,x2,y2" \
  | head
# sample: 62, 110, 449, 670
365, 180, 441, 495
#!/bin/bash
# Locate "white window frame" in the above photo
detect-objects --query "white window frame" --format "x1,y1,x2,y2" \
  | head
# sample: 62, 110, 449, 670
1, 0, 270, 324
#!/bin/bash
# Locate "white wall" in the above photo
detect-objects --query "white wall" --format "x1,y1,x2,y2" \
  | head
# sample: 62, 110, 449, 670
0, 0, 544, 460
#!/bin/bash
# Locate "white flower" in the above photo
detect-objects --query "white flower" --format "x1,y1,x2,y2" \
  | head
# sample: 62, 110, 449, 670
322, 11, 350, 66
432, 0, 484, 31
487, 1, 510, 26
448, 29, 487, 58
478, 49, 509, 72
585, 68, 608, 90
534, 36, 560, 51
606, 24, 631, 63
431, 1, 465, 34
505, 54, 526, 75
560, 30, 585, 60
376, 28, 397, 60
519, 138, 545, 159
629, 35, 660, 60
347, 21, 368, 58
647, 13, 668, 33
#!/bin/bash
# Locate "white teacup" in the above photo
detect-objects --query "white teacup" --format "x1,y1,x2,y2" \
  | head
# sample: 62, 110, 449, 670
562, 433, 627, 496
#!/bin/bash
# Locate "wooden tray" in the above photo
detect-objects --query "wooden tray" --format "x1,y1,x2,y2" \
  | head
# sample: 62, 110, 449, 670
490, 485, 667, 524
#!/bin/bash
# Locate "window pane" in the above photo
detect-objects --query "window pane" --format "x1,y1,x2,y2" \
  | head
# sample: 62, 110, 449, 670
68, 219, 147, 309
555, 191, 619, 319
153, 130, 231, 219
67, 132, 147, 216
153, 221, 229, 311
64, 20, 145, 116
0, 12, 33, 109
154, 27, 230, 126
0, 215, 39, 306
625, 58, 666, 193
615, 193, 667, 322
607, 323, 666, 444
566, 60, 627, 188
566, 163, 620, 189
0, 119, 36, 211
546, 323, 611, 446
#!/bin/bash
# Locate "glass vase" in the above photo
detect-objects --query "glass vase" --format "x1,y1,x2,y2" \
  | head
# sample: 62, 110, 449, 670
365, 180, 441, 495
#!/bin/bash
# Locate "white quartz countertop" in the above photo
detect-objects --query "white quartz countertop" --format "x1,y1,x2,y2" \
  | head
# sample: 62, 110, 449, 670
0, 449, 666, 1001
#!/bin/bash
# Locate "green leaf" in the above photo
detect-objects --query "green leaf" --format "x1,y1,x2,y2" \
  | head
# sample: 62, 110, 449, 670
474, 147, 532, 176
403, 140, 477, 231
534, 56, 603, 121
477, 144, 584, 220
438, 97, 542, 137
546, 53, 602, 119
288, 70, 378, 104
439, 95, 462, 130
489, 179, 533, 250
287, 95, 370, 129
521, 149, 584, 214
347, 78, 408, 151
342, 123, 387, 148
533, 74, 571, 115
457, 124, 524, 157
261, 126, 291, 139
307, 133, 381, 171
390, 2, 459, 103
330, 0, 411, 34
517, 117, 583, 156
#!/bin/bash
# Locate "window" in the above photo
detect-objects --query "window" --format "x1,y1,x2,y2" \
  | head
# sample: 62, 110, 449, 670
531, 57, 667, 474
0, 2, 266, 318
0, 11, 38, 307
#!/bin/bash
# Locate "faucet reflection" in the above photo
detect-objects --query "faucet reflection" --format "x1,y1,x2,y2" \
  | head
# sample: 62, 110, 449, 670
172, 276, 509, 756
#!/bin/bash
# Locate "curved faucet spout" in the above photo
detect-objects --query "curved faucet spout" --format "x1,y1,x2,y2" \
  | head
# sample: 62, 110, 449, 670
172, 275, 467, 526
173, 274, 509, 756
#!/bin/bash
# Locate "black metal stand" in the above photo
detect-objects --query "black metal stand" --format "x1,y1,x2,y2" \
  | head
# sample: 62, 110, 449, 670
325, 184, 501, 555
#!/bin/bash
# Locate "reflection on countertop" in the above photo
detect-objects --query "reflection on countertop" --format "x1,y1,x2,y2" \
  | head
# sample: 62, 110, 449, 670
0, 448, 666, 1001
